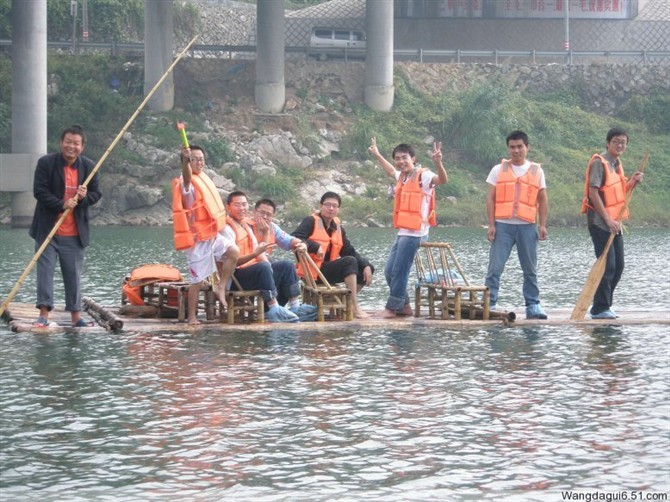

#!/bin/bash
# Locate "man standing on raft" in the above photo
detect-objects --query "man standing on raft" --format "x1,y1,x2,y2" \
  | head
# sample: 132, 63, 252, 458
172, 144, 239, 325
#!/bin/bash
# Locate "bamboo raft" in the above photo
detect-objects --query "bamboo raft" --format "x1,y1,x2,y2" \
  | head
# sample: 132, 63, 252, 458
2, 299, 667, 334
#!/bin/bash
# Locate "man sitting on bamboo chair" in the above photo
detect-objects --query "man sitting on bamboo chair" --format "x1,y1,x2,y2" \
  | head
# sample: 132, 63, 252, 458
291, 192, 374, 319
223, 191, 316, 323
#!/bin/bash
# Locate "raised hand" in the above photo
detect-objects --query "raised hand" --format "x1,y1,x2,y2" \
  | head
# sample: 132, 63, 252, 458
432, 141, 443, 163
368, 136, 379, 156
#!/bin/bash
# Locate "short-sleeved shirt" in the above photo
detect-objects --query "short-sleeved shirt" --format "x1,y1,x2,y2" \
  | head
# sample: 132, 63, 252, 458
486, 160, 547, 225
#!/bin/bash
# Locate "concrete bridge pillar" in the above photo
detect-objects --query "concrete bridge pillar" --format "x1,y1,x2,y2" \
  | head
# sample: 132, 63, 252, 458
144, 0, 174, 111
9, 0, 47, 227
364, 0, 394, 111
255, 0, 285, 113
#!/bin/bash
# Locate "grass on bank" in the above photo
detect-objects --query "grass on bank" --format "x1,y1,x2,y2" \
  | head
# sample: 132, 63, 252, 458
0, 52, 668, 227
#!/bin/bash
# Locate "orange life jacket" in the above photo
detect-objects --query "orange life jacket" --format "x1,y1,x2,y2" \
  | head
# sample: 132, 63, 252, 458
494, 160, 541, 223
228, 218, 262, 268
296, 214, 343, 279
171, 172, 227, 251
122, 264, 183, 306
393, 168, 437, 231
248, 220, 276, 256
581, 154, 629, 221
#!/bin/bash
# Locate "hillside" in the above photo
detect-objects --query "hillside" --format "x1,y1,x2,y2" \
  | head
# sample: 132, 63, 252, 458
1, 54, 669, 228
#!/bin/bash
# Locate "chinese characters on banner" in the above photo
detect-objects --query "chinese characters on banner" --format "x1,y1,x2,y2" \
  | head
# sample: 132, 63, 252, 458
431, 0, 630, 18
437, 0, 484, 18
500, 0, 628, 18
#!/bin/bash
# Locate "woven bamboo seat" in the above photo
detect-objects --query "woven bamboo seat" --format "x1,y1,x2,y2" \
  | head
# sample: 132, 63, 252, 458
296, 250, 353, 322
414, 242, 490, 320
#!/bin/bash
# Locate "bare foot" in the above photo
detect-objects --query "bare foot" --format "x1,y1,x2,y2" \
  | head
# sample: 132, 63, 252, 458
379, 309, 397, 319
216, 285, 228, 309
397, 305, 414, 316
355, 310, 370, 319
187, 318, 200, 326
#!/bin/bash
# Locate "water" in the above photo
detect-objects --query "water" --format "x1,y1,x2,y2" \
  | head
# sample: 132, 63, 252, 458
1, 226, 669, 500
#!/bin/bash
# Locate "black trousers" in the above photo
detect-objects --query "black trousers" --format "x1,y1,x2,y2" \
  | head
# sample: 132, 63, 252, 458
589, 225, 624, 314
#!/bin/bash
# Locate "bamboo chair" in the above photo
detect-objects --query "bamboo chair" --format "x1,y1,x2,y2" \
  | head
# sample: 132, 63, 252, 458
149, 281, 216, 322
221, 274, 265, 324
414, 242, 490, 320
296, 249, 353, 322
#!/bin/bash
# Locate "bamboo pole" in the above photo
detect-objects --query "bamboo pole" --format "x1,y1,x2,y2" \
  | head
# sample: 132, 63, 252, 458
570, 152, 649, 320
0, 35, 198, 319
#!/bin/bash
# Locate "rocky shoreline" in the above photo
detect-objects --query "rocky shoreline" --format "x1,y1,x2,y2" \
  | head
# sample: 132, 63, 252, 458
2, 58, 668, 228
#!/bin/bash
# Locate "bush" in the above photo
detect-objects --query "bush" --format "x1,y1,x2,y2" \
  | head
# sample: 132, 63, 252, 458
252, 174, 297, 199
618, 93, 670, 135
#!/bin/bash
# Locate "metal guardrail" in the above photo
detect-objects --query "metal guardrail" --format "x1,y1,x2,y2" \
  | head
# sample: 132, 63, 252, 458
1, 39, 668, 64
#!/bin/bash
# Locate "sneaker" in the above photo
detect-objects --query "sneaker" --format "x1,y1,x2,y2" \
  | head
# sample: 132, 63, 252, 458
526, 304, 548, 320
73, 319, 94, 328
32, 316, 49, 327
289, 304, 317, 322
267, 305, 300, 323
589, 308, 617, 320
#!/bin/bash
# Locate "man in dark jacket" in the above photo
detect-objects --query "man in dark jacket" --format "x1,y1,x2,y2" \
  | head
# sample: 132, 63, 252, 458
291, 192, 374, 319
29, 125, 102, 327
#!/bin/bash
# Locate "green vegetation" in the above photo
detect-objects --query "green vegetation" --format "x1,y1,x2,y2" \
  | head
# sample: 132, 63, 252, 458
0, 44, 667, 226
0, 0, 199, 43
338, 70, 670, 227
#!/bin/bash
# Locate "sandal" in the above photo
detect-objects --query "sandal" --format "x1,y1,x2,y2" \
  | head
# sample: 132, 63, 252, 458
73, 319, 94, 328
32, 316, 49, 327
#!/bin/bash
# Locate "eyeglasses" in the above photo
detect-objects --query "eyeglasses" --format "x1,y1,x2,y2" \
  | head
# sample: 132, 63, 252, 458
609, 140, 628, 146
322, 203, 339, 209
191, 157, 206, 163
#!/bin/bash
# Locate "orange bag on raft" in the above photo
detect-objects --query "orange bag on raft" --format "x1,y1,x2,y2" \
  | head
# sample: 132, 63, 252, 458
122, 264, 183, 306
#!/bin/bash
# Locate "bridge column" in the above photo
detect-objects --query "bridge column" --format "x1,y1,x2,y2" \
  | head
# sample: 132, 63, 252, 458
364, 0, 394, 111
144, 0, 174, 111
9, 0, 47, 227
255, 0, 285, 113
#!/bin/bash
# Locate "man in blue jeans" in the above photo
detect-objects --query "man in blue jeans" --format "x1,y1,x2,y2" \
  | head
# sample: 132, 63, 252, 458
368, 137, 448, 318
485, 130, 548, 320
224, 191, 316, 323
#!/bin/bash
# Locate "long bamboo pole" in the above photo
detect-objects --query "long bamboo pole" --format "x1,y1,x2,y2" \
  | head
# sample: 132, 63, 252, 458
0, 35, 198, 319
570, 152, 649, 320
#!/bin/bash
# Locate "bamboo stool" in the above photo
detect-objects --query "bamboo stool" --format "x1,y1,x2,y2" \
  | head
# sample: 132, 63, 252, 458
296, 250, 353, 322
414, 242, 490, 321
152, 281, 217, 322
221, 275, 265, 324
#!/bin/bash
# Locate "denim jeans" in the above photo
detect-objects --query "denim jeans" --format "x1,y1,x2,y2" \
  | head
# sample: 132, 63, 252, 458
485, 222, 540, 307
589, 225, 624, 314
232, 261, 276, 304
384, 234, 422, 312
271, 260, 301, 306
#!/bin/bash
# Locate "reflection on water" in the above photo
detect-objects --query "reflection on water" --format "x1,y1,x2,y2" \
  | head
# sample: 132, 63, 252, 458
1, 325, 668, 500
1, 226, 669, 312
1, 227, 669, 499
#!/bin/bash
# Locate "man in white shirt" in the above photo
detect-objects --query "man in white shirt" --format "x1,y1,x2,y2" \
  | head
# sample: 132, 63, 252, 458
485, 130, 548, 320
